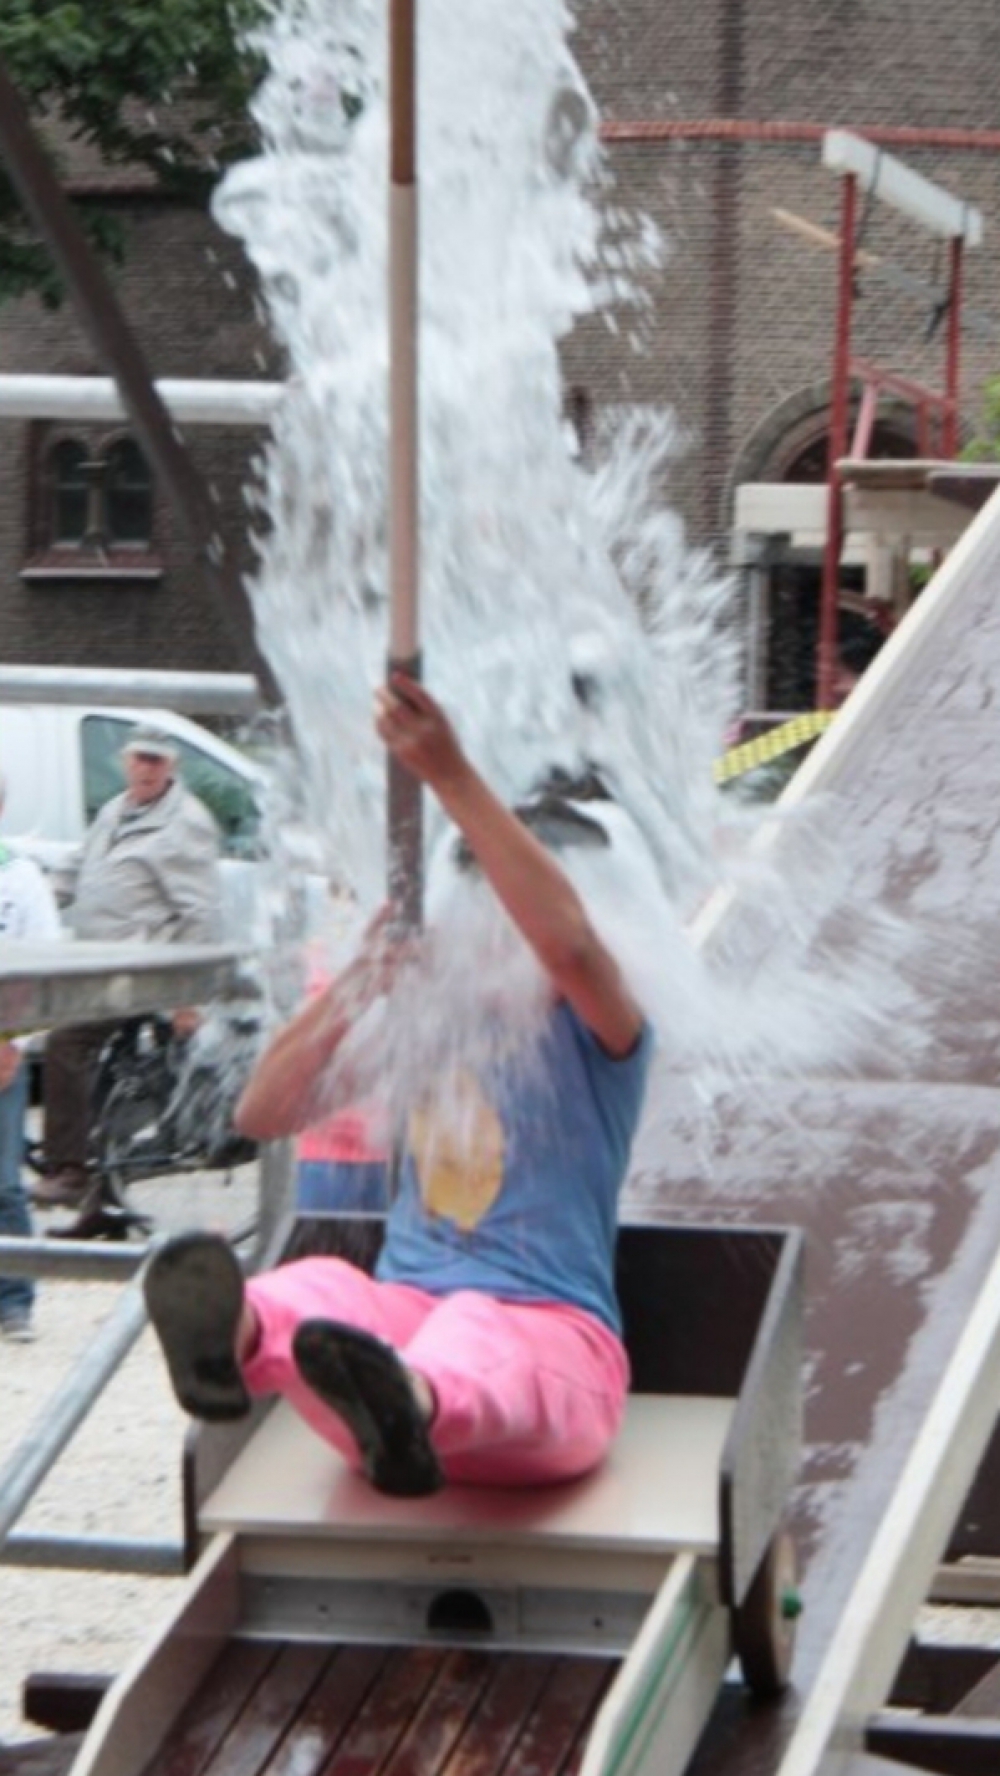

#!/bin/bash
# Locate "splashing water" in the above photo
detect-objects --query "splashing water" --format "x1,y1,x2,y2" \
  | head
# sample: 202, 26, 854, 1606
214, 0, 920, 1117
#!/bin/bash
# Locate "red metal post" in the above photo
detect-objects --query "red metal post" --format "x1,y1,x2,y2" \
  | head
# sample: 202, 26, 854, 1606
943, 235, 963, 458
818, 172, 857, 711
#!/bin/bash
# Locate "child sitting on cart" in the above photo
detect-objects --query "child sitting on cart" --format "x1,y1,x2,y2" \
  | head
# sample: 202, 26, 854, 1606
144, 674, 651, 1496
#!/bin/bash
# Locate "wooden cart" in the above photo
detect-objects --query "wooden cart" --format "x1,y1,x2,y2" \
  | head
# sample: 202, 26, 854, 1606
58, 1217, 802, 1776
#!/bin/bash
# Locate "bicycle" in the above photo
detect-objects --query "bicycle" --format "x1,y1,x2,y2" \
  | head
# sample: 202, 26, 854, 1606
30, 1006, 262, 1242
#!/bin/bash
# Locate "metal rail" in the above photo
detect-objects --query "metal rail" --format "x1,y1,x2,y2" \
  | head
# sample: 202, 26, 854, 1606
0, 1281, 148, 1546
0, 948, 283, 1591
3, 1533, 183, 1577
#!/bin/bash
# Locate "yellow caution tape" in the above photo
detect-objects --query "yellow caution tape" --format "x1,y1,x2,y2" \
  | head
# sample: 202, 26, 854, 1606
713, 710, 836, 784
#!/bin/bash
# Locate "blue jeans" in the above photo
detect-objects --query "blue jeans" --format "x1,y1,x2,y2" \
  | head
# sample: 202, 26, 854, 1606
0, 1062, 34, 1321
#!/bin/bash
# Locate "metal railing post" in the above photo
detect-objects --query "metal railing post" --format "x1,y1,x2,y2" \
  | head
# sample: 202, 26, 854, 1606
0, 1281, 148, 1547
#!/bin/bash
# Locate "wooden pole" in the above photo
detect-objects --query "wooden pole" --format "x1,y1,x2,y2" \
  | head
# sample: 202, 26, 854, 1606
386, 0, 423, 928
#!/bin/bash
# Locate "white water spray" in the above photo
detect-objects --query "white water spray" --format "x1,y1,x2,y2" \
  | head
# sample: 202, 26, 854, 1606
215, 0, 920, 1115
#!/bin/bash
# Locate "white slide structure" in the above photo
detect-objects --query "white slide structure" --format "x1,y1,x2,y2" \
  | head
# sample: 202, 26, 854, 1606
631, 477, 1000, 1775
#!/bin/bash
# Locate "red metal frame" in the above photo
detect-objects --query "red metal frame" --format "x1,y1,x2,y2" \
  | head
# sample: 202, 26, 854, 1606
816, 175, 967, 710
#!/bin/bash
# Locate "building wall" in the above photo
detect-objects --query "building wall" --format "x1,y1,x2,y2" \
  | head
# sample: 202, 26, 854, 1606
570, 0, 1000, 550
0, 197, 270, 673
1, 2, 999, 673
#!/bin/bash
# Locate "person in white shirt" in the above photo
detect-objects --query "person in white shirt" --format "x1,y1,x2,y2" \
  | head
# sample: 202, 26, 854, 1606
0, 769, 61, 1341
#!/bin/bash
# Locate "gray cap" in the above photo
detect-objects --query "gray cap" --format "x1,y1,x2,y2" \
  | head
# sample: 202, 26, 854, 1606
122, 724, 179, 761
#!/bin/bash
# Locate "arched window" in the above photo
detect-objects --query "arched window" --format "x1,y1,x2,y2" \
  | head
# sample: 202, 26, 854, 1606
24, 431, 161, 583
50, 438, 90, 543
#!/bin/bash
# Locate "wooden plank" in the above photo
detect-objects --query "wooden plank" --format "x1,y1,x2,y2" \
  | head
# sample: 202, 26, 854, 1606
615, 1225, 786, 1398
318, 1647, 448, 1776
503, 1660, 616, 1776
930, 1560, 1000, 1605
437, 1656, 557, 1776
891, 1643, 1000, 1714
377, 1650, 494, 1776
141, 1642, 279, 1776
201, 1395, 730, 1560
262, 1645, 391, 1776
841, 1759, 928, 1776
953, 1655, 1000, 1720
867, 1710, 1000, 1773
201, 1646, 331, 1776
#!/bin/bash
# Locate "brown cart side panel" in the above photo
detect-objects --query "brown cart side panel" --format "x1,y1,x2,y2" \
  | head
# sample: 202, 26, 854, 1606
718, 1232, 804, 1608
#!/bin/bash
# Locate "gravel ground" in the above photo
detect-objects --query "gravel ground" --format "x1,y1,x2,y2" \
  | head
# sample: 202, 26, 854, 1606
0, 1160, 258, 1744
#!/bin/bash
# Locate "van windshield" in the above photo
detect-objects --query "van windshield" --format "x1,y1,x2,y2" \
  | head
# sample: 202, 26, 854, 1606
81, 715, 262, 858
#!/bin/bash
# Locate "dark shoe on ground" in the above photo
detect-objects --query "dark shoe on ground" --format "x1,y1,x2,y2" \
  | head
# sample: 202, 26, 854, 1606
0, 1309, 35, 1343
31, 1166, 89, 1208
143, 1232, 250, 1421
292, 1319, 444, 1498
47, 1180, 145, 1243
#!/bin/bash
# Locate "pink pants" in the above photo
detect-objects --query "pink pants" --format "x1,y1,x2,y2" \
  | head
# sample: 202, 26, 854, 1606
244, 1258, 630, 1487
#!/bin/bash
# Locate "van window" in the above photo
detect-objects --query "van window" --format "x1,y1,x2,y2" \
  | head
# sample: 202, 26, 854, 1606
81, 715, 262, 858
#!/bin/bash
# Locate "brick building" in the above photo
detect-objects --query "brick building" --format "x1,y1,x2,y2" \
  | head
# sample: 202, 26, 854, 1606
1, 0, 998, 706
568, 0, 1000, 705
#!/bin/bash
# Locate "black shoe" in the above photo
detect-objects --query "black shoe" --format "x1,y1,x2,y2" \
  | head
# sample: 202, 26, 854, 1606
143, 1232, 250, 1421
292, 1320, 444, 1498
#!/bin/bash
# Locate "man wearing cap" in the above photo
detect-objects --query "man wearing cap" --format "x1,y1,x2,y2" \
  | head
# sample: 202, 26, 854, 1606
34, 724, 224, 1209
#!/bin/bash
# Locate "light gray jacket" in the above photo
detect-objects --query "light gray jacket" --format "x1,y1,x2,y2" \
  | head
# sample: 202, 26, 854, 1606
69, 780, 223, 945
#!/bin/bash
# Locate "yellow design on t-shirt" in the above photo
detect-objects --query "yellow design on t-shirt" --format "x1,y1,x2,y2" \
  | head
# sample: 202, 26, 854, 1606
408, 1069, 505, 1232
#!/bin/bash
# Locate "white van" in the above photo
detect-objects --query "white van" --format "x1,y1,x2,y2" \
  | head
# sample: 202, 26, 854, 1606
0, 702, 269, 935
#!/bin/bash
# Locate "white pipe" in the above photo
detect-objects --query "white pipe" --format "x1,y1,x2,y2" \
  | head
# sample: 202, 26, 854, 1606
822, 130, 984, 244
0, 665, 262, 716
0, 376, 284, 425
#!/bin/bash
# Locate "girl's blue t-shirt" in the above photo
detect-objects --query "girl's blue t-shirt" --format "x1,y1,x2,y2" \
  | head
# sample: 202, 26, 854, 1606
376, 1002, 652, 1334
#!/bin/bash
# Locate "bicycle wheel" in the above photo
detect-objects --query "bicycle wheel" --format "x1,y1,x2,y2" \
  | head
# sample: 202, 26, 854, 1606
93, 1072, 176, 1221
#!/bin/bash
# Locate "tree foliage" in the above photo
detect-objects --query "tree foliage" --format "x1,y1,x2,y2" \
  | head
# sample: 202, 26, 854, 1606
960, 374, 1000, 462
0, 0, 266, 305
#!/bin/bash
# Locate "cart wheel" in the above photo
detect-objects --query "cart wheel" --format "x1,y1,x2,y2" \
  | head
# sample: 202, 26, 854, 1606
733, 1530, 801, 1699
